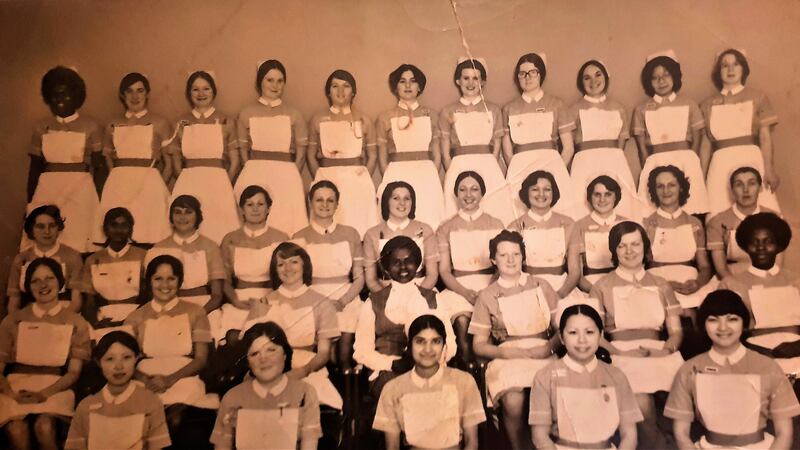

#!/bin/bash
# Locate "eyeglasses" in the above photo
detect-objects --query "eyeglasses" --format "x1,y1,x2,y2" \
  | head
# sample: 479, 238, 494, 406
517, 69, 540, 79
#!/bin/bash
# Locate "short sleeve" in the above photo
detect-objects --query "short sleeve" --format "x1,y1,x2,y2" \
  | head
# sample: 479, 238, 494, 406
154, 118, 173, 149
307, 115, 321, 146
690, 217, 706, 250
314, 300, 341, 340
558, 105, 578, 133
755, 91, 778, 127
705, 214, 725, 251
219, 236, 235, 277
86, 120, 104, 153
529, 368, 553, 425
612, 369, 644, 424
372, 379, 402, 433
436, 221, 452, 255
459, 373, 487, 428
64, 400, 89, 449
209, 389, 238, 446
631, 104, 646, 136
30, 123, 45, 156
688, 101, 705, 131
428, 108, 441, 139
501, 103, 512, 133
190, 308, 213, 343
292, 108, 309, 146
348, 228, 364, 262
206, 244, 227, 281
6, 253, 25, 296
663, 364, 696, 422
237, 110, 250, 146
80, 256, 97, 295
362, 229, 379, 265
376, 112, 390, 145
438, 108, 453, 137
145, 393, 172, 448
421, 225, 440, 262
69, 316, 92, 361
564, 220, 580, 253
223, 116, 239, 152
467, 295, 493, 335
491, 105, 504, 138
64, 249, 84, 291
299, 382, 323, 439
767, 368, 800, 420
103, 123, 116, 154
617, 105, 630, 140
658, 280, 682, 319
0, 316, 14, 363
361, 114, 377, 147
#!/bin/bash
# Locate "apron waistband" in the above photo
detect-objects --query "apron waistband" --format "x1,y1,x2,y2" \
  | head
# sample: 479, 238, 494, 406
705, 430, 764, 447
712, 135, 756, 151
513, 141, 556, 153
453, 145, 492, 156
179, 285, 211, 297
649, 260, 696, 269
319, 156, 362, 167
555, 437, 612, 449
583, 266, 614, 276
388, 151, 432, 162
610, 328, 661, 341
184, 158, 224, 168
250, 150, 295, 162
453, 267, 494, 277
235, 279, 272, 289
12, 364, 62, 376
44, 162, 88, 172
505, 331, 550, 341
647, 141, 691, 153
576, 140, 619, 151
101, 295, 140, 305
115, 158, 152, 167
750, 325, 800, 338
525, 265, 567, 276
312, 275, 350, 285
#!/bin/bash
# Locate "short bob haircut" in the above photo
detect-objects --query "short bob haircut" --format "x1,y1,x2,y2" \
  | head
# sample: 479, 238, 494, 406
24, 204, 65, 240
729, 166, 762, 189
452, 59, 487, 93
242, 321, 293, 373
102, 207, 135, 238
144, 254, 184, 296
23, 257, 66, 295
379, 235, 423, 275
513, 53, 547, 93
489, 229, 527, 267
696, 289, 751, 345
381, 181, 416, 221
519, 170, 560, 208
256, 60, 287, 96
711, 49, 750, 91
641, 56, 683, 97
269, 241, 313, 290
41, 66, 86, 110
170, 195, 203, 228
608, 221, 652, 268
185, 70, 217, 107
453, 171, 486, 197
118, 72, 150, 108
559, 303, 603, 336
576, 60, 610, 95
325, 69, 357, 106
308, 179, 340, 203
647, 165, 691, 207
735, 212, 792, 254
388, 64, 427, 97
587, 175, 622, 209
239, 185, 273, 209
93, 330, 141, 361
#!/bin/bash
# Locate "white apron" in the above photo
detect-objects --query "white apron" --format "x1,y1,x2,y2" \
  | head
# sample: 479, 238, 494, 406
556, 386, 619, 450
88, 413, 145, 450
236, 407, 299, 450
437, 228, 499, 317
523, 227, 584, 302
90, 260, 141, 339
584, 230, 613, 285
746, 286, 800, 373
401, 384, 461, 449
301, 239, 359, 332
220, 244, 277, 336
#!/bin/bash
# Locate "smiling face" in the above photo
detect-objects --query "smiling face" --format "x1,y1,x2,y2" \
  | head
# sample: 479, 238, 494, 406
247, 336, 286, 384
616, 230, 645, 271
388, 187, 412, 221
720, 53, 743, 87
171, 206, 198, 235
527, 177, 553, 213
99, 342, 137, 388
562, 313, 601, 364
276, 254, 304, 289
311, 187, 338, 220
655, 171, 681, 209
241, 192, 270, 225
650, 65, 674, 97
705, 314, 744, 352
590, 183, 616, 215
411, 328, 444, 370
746, 228, 779, 269
150, 263, 179, 304
386, 247, 419, 284
582, 64, 606, 97
48, 83, 77, 117
517, 62, 542, 93
456, 67, 483, 98
396, 70, 420, 102
731, 171, 760, 209
190, 77, 214, 109
123, 81, 148, 113
492, 240, 523, 279
32, 214, 60, 248
260, 69, 285, 101
456, 176, 483, 212
329, 77, 354, 108
30, 264, 60, 305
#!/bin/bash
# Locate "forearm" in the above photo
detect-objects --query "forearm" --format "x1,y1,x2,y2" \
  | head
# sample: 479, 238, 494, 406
441, 139, 452, 170
338, 269, 364, 306
294, 144, 307, 173
171, 151, 183, 178
27, 155, 45, 201
710, 250, 731, 279
559, 132, 574, 166
440, 271, 473, 302
419, 261, 439, 290
672, 420, 695, 450
41, 365, 81, 397
168, 352, 207, 381
204, 280, 225, 313
226, 150, 240, 181
634, 135, 648, 166
377, 143, 389, 174
364, 265, 384, 293
306, 144, 319, 176
69, 288, 82, 313
365, 147, 377, 174
532, 425, 556, 450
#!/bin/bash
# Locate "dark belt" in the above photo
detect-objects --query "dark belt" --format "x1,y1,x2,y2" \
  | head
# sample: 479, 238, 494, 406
555, 437, 612, 449
101, 295, 140, 305
184, 158, 224, 168
319, 157, 362, 167
115, 158, 152, 167
179, 285, 211, 297
452, 145, 492, 156
712, 135, 756, 151
452, 267, 494, 277
235, 279, 271, 289
647, 141, 691, 153
750, 325, 800, 337
12, 364, 62, 376
513, 141, 556, 153
649, 260, 696, 269
583, 266, 614, 276
388, 151, 432, 162
705, 430, 764, 447
525, 265, 567, 276
610, 328, 661, 341
44, 162, 88, 172
576, 140, 619, 151
250, 150, 294, 162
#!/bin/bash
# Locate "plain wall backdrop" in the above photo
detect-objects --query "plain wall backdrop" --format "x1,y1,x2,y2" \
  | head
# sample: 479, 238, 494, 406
0, 0, 798, 293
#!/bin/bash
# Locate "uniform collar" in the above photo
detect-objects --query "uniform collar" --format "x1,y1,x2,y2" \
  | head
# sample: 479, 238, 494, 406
125, 109, 148, 119
191, 107, 215, 119
563, 355, 598, 373
151, 297, 180, 313
721, 84, 745, 96
252, 375, 288, 399
615, 267, 647, 282
656, 207, 683, 220
310, 220, 337, 235
732, 204, 759, 221
172, 231, 200, 245
459, 96, 481, 106
329, 105, 352, 115
33, 243, 60, 258
101, 382, 137, 405
457, 208, 483, 222
277, 284, 309, 298
107, 243, 131, 258
386, 218, 410, 232
497, 273, 528, 288
583, 94, 607, 104
527, 209, 552, 222
32, 301, 63, 318
410, 366, 444, 388
653, 92, 677, 104
398, 101, 419, 111
55, 112, 79, 124
709, 344, 746, 366
590, 212, 617, 227
243, 223, 270, 238
747, 265, 780, 278
258, 97, 282, 108
521, 90, 544, 103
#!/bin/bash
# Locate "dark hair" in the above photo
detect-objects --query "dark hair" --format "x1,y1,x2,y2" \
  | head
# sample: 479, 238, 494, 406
641, 56, 683, 97
519, 170, 560, 208
576, 60, 610, 95
608, 221, 652, 267
587, 175, 622, 208
144, 255, 184, 296
379, 235, 422, 275
309, 180, 340, 203
647, 165, 691, 207
453, 171, 486, 197
118, 72, 150, 108
389, 314, 448, 373
41, 66, 86, 110
453, 59, 487, 93
729, 166, 762, 189
559, 303, 603, 335
325, 69, 357, 106
697, 289, 751, 346
388, 64, 427, 97
735, 212, 791, 254
712, 49, 750, 91
269, 241, 313, 290
242, 321, 293, 373
256, 60, 286, 95
381, 181, 416, 221
170, 195, 203, 228
102, 207, 134, 239
489, 229, 526, 266
93, 330, 141, 361
513, 53, 547, 93
185, 70, 217, 107
24, 204, 65, 240
23, 257, 66, 296
239, 185, 273, 208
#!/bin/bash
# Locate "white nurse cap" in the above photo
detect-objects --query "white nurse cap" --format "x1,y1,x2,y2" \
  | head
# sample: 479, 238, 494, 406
457, 56, 488, 75
646, 49, 678, 63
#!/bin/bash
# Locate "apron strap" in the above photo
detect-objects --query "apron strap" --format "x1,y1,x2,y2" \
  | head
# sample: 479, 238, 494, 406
452, 145, 492, 156
44, 162, 88, 172
583, 265, 614, 276
115, 158, 153, 167
184, 158, 225, 168
250, 150, 295, 162
319, 157, 362, 167
100, 295, 140, 305
452, 267, 495, 277
388, 151, 432, 162
555, 437, 612, 449
649, 260, 697, 269
235, 279, 272, 289
179, 285, 211, 297
647, 141, 691, 153
712, 135, 756, 151
525, 265, 567, 276
576, 140, 620, 151
513, 141, 556, 153
705, 430, 764, 447
609, 328, 662, 341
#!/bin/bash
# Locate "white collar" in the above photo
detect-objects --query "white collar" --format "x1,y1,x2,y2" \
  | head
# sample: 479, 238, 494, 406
457, 208, 483, 222
277, 284, 309, 298
33, 243, 60, 258
615, 267, 647, 282
721, 84, 745, 96
125, 109, 148, 119
732, 204, 759, 221
191, 107, 215, 119
101, 382, 137, 405
497, 273, 528, 288
310, 220, 337, 235
172, 231, 200, 245
410, 366, 444, 388
709, 344, 746, 366
398, 101, 419, 111
252, 375, 288, 399
386, 218, 410, 232
55, 112, 79, 124
583, 94, 607, 104
329, 105, 352, 115
258, 97, 282, 108
656, 207, 683, 220
32, 301, 63, 318
653, 92, 677, 104
527, 209, 552, 222
107, 243, 131, 258
563, 355, 598, 373
459, 96, 481, 106
151, 297, 180, 313
243, 223, 270, 238
747, 265, 780, 278
521, 90, 544, 103
590, 212, 617, 227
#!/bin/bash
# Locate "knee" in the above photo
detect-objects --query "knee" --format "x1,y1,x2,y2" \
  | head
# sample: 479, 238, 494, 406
501, 392, 525, 419
5, 419, 29, 443
33, 415, 55, 440
454, 316, 470, 334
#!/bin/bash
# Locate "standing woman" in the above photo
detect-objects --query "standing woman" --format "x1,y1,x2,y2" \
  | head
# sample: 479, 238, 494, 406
502, 52, 580, 219
170, 70, 240, 245
307, 69, 379, 238
26, 66, 102, 253
440, 58, 514, 225
633, 51, 709, 216
95, 72, 172, 246
701, 49, 781, 217
376, 64, 445, 230
234, 60, 309, 236
565, 60, 642, 222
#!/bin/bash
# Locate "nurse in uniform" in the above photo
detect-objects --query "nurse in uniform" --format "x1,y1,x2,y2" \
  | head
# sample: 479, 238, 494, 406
469, 230, 560, 450
170, 70, 240, 245
633, 50, 709, 216
376, 64, 445, 230
0, 258, 91, 450
590, 220, 684, 448
530, 304, 643, 450
665, 290, 800, 449
436, 171, 504, 366
95, 72, 172, 246
7, 205, 83, 315
363, 181, 438, 293
565, 60, 642, 222
502, 52, 580, 220
440, 58, 514, 225
26, 66, 101, 254
307, 69, 378, 238
65, 331, 171, 450
373, 314, 485, 450
701, 48, 781, 217
211, 322, 322, 450
234, 59, 309, 236
220, 185, 289, 344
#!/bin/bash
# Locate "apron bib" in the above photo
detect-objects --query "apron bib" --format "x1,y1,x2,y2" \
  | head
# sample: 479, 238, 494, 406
612, 285, 665, 330
42, 131, 86, 162
584, 231, 612, 269
522, 228, 566, 268
651, 224, 696, 263
142, 313, 193, 357
449, 229, 497, 273
391, 116, 432, 151
113, 125, 153, 159
497, 288, 550, 336
320, 121, 363, 158
749, 286, 800, 329
88, 413, 145, 450
236, 407, 298, 450
644, 106, 689, 145
182, 123, 223, 158
696, 373, 761, 435
401, 385, 461, 449
91, 260, 141, 301
710, 102, 753, 140
579, 108, 622, 141
508, 111, 554, 144
249, 116, 291, 152
16, 321, 72, 366
453, 111, 493, 146
557, 386, 619, 445
265, 303, 316, 348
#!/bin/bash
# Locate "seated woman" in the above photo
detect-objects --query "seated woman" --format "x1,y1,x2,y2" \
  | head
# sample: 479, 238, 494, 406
665, 289, 800, 449
374, 315, 485, 450
66, 331, 170, 450
531, 304, 642, 450
8, 204, 83, 315
468, 230, 559, 450
211, 322, 321, 450
363, 181, 438, 293
0, 258, 91, 449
